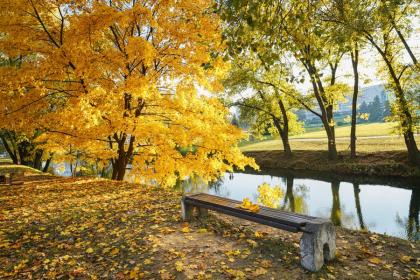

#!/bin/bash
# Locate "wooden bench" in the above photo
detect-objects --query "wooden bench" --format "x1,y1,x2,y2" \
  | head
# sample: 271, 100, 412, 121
181, 193, 335, 272
0, 170, 25, 185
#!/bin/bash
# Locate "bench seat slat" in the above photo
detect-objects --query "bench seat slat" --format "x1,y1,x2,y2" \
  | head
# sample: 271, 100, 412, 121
186, 199, 301, 232
191, 193, 317, 221
189, 194, 312, 225
184, 193, 313, 230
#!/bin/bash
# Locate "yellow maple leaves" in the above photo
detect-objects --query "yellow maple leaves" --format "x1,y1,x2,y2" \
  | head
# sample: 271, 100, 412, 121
0, 0, 257, 185
236, 198, 260, 213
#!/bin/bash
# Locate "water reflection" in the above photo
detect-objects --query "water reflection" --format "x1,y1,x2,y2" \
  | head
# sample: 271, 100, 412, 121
181, 171, 419, 241
395, 188, 420, 241
282, 176, 308, 214
354, 184, 366, 230
330, 180, 342, 226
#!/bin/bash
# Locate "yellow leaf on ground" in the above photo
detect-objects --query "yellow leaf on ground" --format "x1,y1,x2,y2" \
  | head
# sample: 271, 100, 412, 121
369, 257, 382, 264
181, 227, 190, 233
111, 248, 120, 255
400, 255, 412, 262
175, 261, 184, 272
86, 248, 94, 254
253, 267, 267, 276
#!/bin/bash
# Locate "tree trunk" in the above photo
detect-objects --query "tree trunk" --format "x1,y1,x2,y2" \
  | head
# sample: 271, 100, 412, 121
325, 106, 338, 160
33, 149, 43, 170
111, 133, 135, 181
392, 23, 418, 65
350, 44, 359, 158
369, 39, 420, 164
301, 59, 338, 159
273, 98, 292, 158
43, 156, 52, 173
272, 118, 292, 158
0, 134, 18, 163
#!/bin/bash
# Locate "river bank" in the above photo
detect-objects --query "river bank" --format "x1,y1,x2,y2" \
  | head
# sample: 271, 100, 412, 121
0, 175, 418, 279
244, 150, 420, 179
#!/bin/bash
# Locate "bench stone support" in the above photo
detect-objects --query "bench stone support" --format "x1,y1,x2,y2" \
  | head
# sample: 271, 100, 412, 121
181, 197, 193, 221
181, 197, 208, 221
300, 219, 336, 272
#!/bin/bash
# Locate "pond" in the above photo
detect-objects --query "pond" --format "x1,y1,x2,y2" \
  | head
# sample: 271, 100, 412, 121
178, 169, 419, 241
51, 161, 419, 241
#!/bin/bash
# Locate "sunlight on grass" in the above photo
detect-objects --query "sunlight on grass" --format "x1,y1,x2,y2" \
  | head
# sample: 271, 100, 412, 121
240, 136, 419, 152
291, 122, 398, 139
0, 164, 42, 174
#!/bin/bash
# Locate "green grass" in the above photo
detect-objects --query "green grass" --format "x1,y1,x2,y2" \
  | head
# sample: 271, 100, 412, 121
291, 122, 397, 139
0, 164, 42, 174
240, 135, 420, 153
0, 158, 13, 164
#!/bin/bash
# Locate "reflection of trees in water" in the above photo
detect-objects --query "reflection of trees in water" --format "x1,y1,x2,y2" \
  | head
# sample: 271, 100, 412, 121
395, 188, 419, 241
174, 175, 213, 194
330, 180, 342, 226
281, 176, 309, 214
173, 174, 231, 196
353, 183, 366, 230
324, 181, 356, 228
256, 183, 283, 208
252, 176, 309, 213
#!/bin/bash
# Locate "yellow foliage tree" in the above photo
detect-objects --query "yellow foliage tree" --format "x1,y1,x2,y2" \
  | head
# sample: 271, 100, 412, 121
0, 0, 256, 184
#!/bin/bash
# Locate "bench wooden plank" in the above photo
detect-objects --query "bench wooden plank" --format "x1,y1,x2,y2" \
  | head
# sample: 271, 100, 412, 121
181, 192, 336, 272
189, 193, 318, 222
185, 193, 314, 230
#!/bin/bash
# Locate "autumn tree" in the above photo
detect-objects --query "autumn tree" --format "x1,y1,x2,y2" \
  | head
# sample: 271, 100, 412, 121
0, 0, 255, 184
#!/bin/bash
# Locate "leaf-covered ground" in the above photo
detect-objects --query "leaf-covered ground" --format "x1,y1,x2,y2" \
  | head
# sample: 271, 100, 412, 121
0, 175, 418, 279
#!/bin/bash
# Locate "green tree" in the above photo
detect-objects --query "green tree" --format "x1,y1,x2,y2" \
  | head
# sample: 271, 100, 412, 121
224, 58, 305, 157
383, 100, 391, 120
323, 0, 419, 163
220, 0, 351, 159
369, 95, 383, 122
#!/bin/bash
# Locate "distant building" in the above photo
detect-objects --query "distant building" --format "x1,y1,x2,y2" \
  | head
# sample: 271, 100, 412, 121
297, 84, 389, 121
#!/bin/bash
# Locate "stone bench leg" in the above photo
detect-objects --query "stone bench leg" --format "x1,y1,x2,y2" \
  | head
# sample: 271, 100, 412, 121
181, 198, 193, 221
300, 219, 336, 272
181, 198, 208, 221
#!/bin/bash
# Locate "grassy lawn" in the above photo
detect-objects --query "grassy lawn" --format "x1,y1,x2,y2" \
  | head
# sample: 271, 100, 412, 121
240, 135, 418, 153
291, 122, 398, 139
0, 158, 13, 165
0, 164, 42, 174
0, 176, 418, 279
